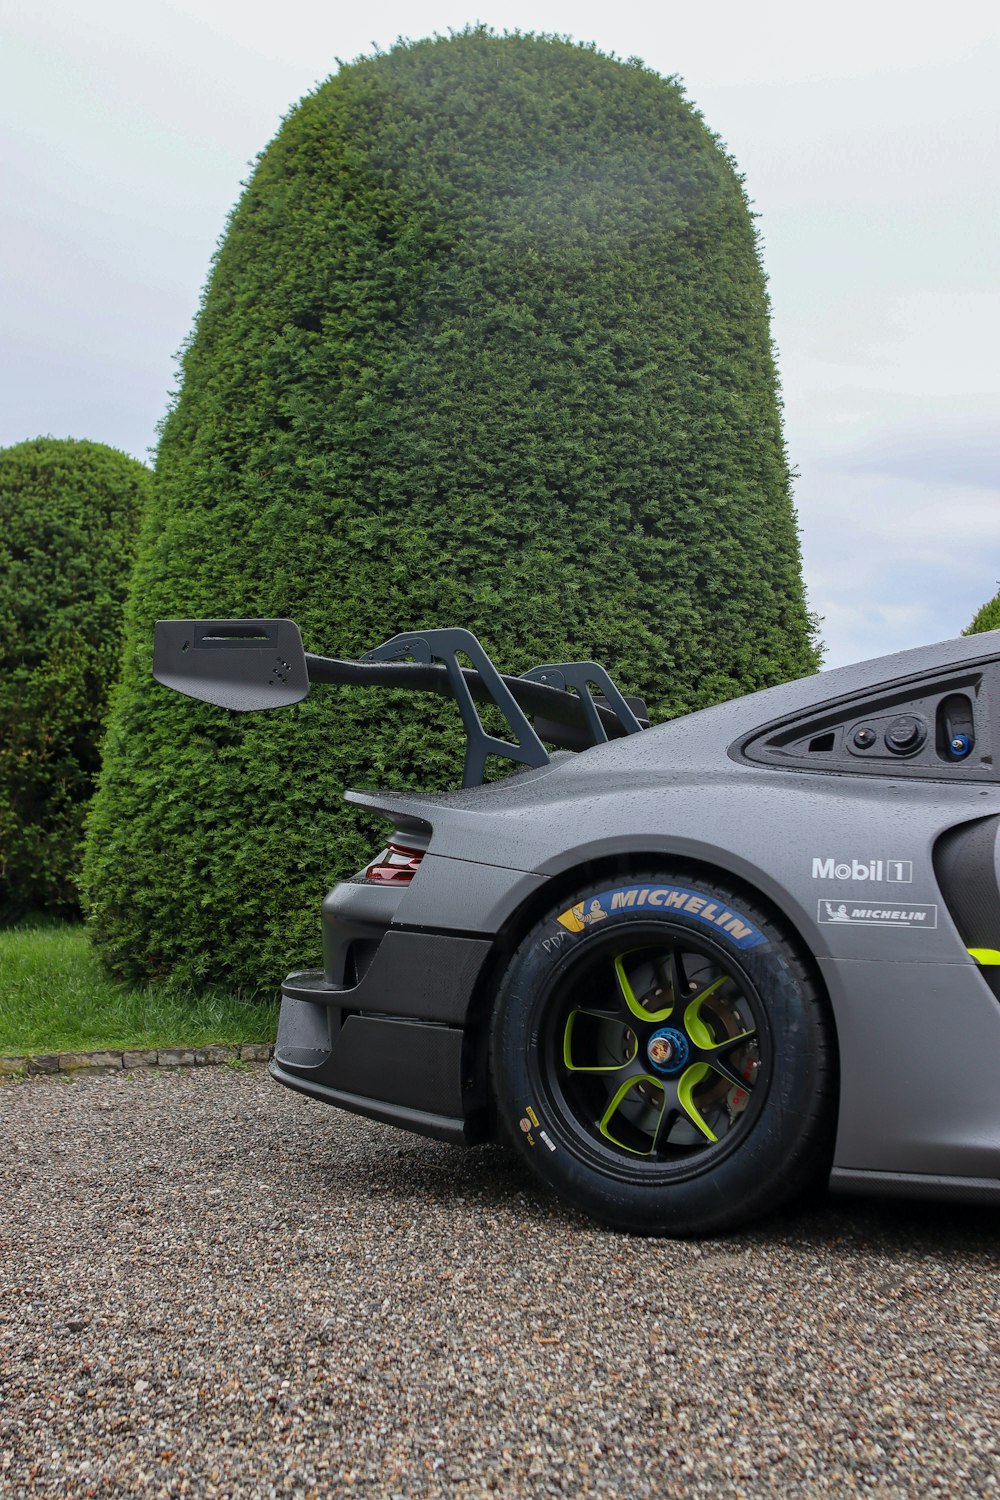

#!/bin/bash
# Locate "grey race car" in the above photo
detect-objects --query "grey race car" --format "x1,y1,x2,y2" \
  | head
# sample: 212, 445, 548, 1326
154, 619, 1000, 1235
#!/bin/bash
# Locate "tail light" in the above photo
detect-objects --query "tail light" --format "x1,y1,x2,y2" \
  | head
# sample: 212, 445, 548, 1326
363, 842, 426, 885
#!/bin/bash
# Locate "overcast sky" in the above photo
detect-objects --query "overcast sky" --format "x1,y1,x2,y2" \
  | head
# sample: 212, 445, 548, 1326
2, 0, 998, 669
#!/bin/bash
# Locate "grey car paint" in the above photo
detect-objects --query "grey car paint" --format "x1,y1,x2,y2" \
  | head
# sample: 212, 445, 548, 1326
152, 620, 1000, 1207
344, 632, 1000, 1200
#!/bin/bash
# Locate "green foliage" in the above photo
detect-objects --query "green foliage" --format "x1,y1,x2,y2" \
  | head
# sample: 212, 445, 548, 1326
0, 922, 276, 1054
0, 438, 148, 920
964, 592, 1000, 634
85, 29, 818, 992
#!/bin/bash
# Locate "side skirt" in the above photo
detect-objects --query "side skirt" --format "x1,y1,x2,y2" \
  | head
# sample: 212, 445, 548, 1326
830, 1166, 1000, 1205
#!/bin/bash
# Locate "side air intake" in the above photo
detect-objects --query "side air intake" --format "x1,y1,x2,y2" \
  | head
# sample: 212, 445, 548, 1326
933, 816, 1000, 1000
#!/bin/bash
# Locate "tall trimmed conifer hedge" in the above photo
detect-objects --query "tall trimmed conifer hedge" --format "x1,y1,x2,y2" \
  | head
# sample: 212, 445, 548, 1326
0, 438, 148, 920
85, 30, 818, 990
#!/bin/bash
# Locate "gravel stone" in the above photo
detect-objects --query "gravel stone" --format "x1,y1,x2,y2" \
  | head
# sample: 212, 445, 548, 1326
1, 1068, 998, 1498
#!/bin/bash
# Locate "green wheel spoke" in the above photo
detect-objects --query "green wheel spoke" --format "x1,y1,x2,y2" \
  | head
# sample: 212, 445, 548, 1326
599, 1075, 666, 1156
682, 976, 730, 1046
562, 1009, 637, 1074
682, 983, 756, 1091
676, 1063, 718, 1142
614, 953, 673, 1023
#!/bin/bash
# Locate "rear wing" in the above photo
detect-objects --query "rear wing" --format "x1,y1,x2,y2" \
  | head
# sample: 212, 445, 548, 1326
153, 619, 647, 788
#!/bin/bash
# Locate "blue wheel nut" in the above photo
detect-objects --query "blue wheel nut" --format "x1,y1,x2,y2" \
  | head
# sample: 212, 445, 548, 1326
949, 734, 972, 759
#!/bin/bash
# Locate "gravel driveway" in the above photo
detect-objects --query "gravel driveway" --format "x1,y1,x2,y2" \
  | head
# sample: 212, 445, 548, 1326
2, 1067, 998, 1498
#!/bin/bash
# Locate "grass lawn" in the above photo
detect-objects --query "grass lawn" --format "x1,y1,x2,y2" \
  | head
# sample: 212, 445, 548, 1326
0, 922, 279, 1056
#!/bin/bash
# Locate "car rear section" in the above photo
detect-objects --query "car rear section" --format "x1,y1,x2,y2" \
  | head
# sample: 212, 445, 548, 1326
153, 616, 1000, 1229
270, 774, 559, 1144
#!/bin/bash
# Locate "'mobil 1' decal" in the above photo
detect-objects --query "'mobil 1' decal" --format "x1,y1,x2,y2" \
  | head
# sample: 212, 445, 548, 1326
556, 885, 767, 950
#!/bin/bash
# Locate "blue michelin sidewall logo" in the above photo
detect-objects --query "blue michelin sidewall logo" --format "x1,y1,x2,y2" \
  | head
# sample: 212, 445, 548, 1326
556, 885, 767, 950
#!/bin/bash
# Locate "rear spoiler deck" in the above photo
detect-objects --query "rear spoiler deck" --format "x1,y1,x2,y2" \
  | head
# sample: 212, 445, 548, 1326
153, 619, 647, 788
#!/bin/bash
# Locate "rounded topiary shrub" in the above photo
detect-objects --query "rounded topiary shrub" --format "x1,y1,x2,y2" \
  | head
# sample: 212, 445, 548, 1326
0, 437, 148, 921
84, 29, 818, 991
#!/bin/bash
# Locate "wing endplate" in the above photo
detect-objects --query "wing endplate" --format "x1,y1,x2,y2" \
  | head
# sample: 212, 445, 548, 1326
153, 619, 310, 711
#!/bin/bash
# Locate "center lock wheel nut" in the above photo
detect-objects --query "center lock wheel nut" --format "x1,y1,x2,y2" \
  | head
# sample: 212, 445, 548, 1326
646, 1026, 690, 1076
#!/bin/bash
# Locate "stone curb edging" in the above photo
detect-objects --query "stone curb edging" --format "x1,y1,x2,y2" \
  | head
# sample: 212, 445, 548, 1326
0, 1043, 274, 1078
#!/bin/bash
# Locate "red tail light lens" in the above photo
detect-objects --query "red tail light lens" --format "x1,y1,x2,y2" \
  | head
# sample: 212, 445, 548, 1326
363, 842, 426, 885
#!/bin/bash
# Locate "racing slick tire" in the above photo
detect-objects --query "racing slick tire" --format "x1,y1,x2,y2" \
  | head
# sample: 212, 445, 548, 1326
490, 871, 836, 1236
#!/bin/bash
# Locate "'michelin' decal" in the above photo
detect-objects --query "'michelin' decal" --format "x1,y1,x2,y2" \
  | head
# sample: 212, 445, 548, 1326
556, 885, 767, 950
817, 899, 937, 928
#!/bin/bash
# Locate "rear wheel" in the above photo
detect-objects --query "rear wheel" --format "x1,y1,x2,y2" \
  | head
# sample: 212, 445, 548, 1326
490, 872, 835, 1235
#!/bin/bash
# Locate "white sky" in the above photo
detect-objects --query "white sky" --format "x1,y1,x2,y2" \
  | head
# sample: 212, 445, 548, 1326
2, 0, 998, 669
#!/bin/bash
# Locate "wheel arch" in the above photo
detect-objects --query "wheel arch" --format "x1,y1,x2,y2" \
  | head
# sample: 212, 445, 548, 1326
461, 845, 840, 1144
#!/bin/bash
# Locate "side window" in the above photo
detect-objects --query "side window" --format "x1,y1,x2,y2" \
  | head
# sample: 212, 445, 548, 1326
738, 669, 996, 780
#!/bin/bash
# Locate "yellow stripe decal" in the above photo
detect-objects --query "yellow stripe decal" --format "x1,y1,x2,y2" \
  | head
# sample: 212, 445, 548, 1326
968, 948, 1000, 965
